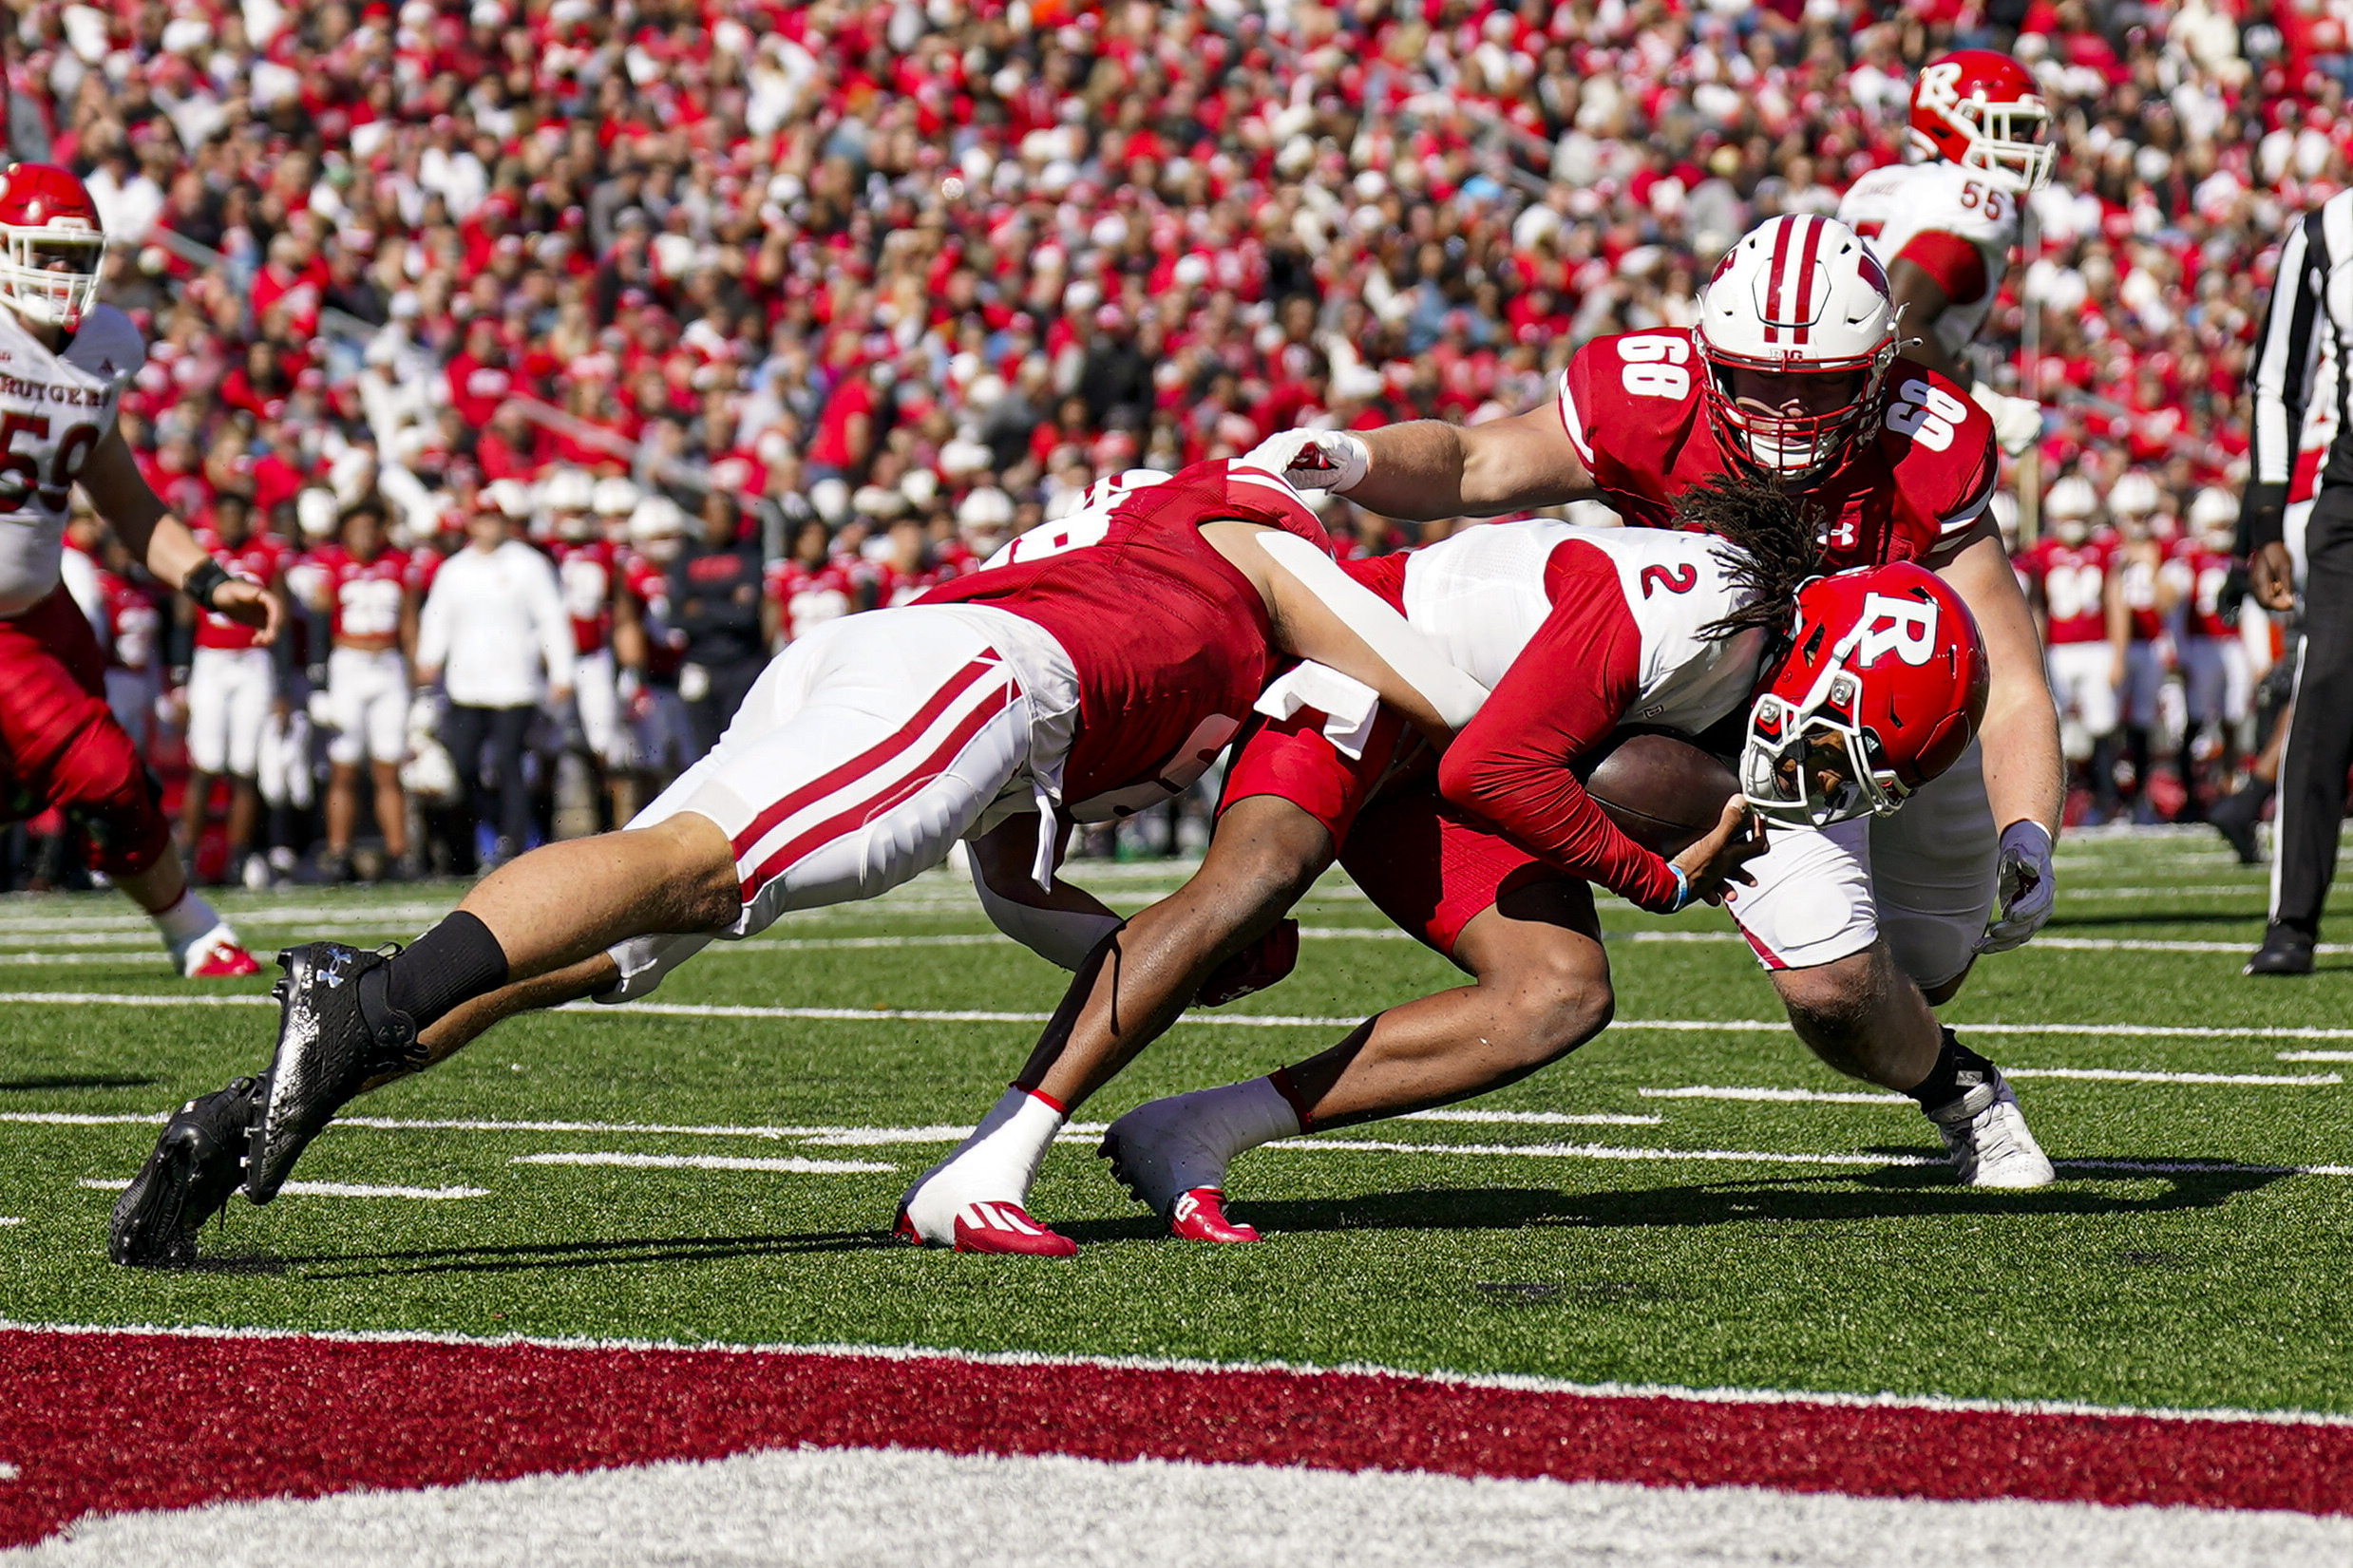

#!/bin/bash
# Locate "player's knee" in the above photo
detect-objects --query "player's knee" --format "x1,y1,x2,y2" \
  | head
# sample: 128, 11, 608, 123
631, 815, 742, 928
1773, 950, 1883, 1057
1485, 952, 1613, 1070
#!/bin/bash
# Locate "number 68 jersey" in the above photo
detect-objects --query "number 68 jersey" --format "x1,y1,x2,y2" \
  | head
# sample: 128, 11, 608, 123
1556, 329, 1996, 573
0, 302, 142, 616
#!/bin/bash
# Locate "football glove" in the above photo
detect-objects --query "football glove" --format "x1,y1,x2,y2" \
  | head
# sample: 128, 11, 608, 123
1242, 428, 1370, 495
1976, 820, 2055, 954
1968, 384, 2044, 459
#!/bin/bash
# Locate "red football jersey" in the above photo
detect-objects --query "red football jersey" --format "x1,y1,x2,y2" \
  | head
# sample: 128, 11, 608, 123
2021, 536, 2111, 646
99, 569, 161, 672
765, 556, 860, 644
191, 528, 292, 651
314, 544, 416, 646
1556, 330, 1998, 571
621, 548, 686, 678
2113, 541, 2165, 643
550, 538, 622, 655
919, 461, 1335, 819
2172, 540, 2236, 640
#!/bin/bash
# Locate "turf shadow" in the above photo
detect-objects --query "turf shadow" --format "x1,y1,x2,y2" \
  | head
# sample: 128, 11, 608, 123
0, 1073, 158, 1091
2045, 910, 2266, 932
282, 1228, 901, 1278
1221, 1164, 2287, 1238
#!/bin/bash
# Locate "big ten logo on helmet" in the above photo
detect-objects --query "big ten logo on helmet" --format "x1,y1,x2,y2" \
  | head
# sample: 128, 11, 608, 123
1853, 592, 1940, 667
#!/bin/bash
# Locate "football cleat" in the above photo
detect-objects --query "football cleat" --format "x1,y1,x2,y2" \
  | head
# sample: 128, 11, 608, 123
1926, 1069, 2056, 1189
2245, 924, 2315, 976
109, 1076, 262, 1267
1194, 919, 1300, 1008
894, 1200, 1076, 1257
180, 925, 260, 978
247, 942, 422, 1204
1168, 1186, 1259, 1245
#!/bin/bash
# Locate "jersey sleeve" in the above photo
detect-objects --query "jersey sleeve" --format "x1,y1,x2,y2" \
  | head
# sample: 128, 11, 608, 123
63, 304, 148, 388
1554, 346, 1603, 468
1434, 544, 1681, 913
1885, 367, 1998, 554
1891, 229, 1990, 307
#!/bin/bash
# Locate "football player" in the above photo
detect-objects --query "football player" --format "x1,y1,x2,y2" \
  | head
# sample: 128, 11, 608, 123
904, 479, 1987, 1253
1838, 49, 2052, 459
110, 459, 1496, 1264
2103, 475, 2175, 824
310, 498, 419, 881
2020, 476, 2122, 821
1251, 213, 2064, 1190
0, 163, 275, 972
543, 466, 635, 827
178, 489, 292, 887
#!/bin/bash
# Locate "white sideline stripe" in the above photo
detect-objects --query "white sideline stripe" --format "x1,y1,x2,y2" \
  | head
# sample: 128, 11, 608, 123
1642, 1086, 1907, 1105
2280, 1051, 2353, 1062
77, 1178, 486, 1200
9, 1319, 2353, 1429
13, 990, 2353, 1046
510, 1152, 896, 1175
0, 1218, 18, 1228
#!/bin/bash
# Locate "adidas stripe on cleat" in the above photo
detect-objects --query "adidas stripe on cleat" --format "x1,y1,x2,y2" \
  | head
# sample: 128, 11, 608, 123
896, 1200, 1076, 1256
1168, 1186, 1259, 1244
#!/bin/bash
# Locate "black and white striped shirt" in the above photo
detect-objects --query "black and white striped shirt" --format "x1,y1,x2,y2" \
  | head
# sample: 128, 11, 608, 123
2245, 191, 2353, 545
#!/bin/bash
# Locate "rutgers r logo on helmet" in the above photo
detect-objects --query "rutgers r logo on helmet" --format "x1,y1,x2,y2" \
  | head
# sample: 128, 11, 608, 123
1852, 592, 1940, 668
0, 163, 109, 334
1909, 49, 2054, 194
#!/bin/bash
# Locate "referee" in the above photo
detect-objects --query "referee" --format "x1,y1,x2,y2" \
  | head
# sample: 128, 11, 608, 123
2242, 192, 2353, 974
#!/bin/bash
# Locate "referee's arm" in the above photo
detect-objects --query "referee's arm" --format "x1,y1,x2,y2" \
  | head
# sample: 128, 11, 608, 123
2244, 211, 2327, 609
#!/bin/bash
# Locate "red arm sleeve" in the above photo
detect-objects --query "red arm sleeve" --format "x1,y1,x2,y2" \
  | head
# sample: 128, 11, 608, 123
1893, 230, 1989, 307
1434, 543, 1682, 912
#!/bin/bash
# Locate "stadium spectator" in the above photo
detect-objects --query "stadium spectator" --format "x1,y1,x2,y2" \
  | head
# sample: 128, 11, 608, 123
415, 499, 573, 871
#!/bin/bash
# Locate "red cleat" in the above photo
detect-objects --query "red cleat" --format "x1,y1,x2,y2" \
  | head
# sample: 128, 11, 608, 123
1167, 1186, 1259, 1244
183, 933, 260, 978
897, 1201, 1077, 1256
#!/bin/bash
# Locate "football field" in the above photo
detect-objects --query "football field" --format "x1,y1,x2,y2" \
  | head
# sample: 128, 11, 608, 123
4, 829, 2351, 1562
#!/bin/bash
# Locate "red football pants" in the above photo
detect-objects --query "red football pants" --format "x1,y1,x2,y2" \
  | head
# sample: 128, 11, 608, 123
0, 586, 172, 878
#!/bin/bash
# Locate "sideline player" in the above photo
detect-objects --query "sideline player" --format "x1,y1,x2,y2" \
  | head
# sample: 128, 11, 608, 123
310, 499, 418, 881
904, 480, 1990, 1253
109, 459, 1495, 1264
1247, 214, 2065, 1187
0, 163, 275, 971
1838, 48, 2052, 459
2020, 478, 2121, 820
543, 467, 635, 828
178, 490, 291, 885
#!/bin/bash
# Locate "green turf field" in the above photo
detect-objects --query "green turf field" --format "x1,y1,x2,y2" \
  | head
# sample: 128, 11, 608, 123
4, 828, 2350, 1417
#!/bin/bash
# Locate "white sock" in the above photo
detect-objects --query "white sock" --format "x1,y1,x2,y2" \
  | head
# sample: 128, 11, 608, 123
153, 889, 225, 956
900, 1086, 1067, 1239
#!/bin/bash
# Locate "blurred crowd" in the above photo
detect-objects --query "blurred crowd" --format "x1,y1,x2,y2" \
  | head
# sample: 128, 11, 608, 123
1, 0, 2332, 884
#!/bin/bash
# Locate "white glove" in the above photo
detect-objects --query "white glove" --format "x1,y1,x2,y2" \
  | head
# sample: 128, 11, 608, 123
1242, 428, 1370, 494
1976, 820, 2055, 954
1969, 384, 2043, 458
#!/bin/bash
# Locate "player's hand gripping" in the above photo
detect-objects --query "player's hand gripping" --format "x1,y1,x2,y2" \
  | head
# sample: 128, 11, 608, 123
1975, 820, 2056, 954
1243, 428, 1370, 494
1668, 798, 1769, 910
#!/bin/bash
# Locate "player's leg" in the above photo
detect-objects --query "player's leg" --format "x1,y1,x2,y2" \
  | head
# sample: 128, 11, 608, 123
1105, 791, 1609, 1241
240, 609, 1043, 1203
322, 650, 369, 874
894, 708, 1383, 1253
180, 647, 228, 871
2259, 493, 2353, 970
1729, 747, 2052, 1187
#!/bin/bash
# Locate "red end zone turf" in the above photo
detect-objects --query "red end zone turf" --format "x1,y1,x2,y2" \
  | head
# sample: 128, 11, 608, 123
4, 1326, 2350, 1545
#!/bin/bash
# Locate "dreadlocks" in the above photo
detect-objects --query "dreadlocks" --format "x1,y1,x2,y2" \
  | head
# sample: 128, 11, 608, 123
1677, 470, 1828, 643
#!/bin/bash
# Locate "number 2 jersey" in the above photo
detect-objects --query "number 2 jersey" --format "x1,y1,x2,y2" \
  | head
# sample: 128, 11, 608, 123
917, 460, 1336, 820
0, 303, 142, 617
1346, 521, 1768, 911
1557, 328, 1997, 571
1837, 161, 2021, 360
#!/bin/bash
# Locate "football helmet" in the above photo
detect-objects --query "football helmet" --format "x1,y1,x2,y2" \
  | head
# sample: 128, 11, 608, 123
0, 163, 107, 331
1910, 50, 2054, 193
1696, 216, 1900, 487
1741, 562, 1987, 829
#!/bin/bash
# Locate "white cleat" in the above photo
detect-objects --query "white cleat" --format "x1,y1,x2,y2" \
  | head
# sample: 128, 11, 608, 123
1926, 1070, 2056, 1189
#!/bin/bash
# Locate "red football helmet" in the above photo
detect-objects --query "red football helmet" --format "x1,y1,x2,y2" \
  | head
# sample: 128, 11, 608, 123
1740, 562, 1988, 829
1910, 50, 2054, 194
1696, 216, 1900, 487
0, 163, 106, 331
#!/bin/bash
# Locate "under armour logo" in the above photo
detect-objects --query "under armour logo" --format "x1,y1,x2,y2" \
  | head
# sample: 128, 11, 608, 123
318, 952, 351, 989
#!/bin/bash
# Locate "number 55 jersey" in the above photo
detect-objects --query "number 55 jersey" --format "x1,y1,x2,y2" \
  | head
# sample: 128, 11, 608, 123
1556, 328, 1997, 571
0, 302, 142, 615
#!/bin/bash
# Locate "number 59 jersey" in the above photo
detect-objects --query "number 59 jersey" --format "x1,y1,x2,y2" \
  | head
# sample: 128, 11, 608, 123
0, 303, 142, 616
1556, 329, 1996, 572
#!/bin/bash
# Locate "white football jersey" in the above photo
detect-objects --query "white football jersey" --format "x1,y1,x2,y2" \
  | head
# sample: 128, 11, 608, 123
0, 303, 143, 615
1397, 520, 1767, 736
1838, 161, 2021, 360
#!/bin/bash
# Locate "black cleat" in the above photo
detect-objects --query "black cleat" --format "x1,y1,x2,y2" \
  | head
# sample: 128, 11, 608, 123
2245, 924, 2316, 976
110, 1076, 263, 1267
247, 942, 422, 1204
2209, 784, 2269, 866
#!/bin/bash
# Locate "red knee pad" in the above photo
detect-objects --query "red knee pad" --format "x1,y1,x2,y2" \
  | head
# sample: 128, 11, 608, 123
46, 717, 171, 878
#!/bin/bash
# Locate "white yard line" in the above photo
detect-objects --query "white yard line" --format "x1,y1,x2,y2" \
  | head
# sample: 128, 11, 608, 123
0, 1218, 19, 1227
1399, 1108, 1662, 1126
1641, 1086, 1907, 1105
509, 1152, 895, 1175
2280, 1050, 2353, 1062
78, 1178, 486, 1200
2007, 1067, 2340, 1086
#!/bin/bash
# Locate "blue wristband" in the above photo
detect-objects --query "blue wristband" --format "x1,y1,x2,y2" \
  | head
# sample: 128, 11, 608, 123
1667, 864, 1691, 915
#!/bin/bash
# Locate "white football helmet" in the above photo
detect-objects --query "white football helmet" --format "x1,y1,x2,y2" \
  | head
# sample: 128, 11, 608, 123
1696, 216, 1900, 487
